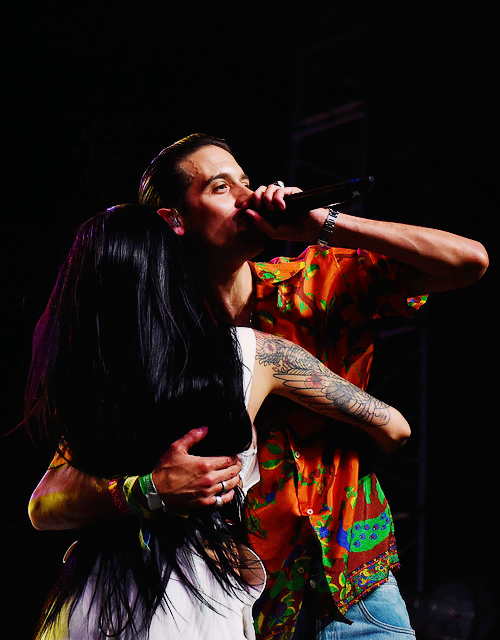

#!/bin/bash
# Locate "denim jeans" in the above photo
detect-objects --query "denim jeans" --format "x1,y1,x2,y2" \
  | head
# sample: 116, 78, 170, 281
292, 572, 415, 639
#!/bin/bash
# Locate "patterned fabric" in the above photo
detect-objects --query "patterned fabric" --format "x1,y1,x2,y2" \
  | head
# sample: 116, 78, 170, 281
247, 246, 426, 639
44, 245, 426, 639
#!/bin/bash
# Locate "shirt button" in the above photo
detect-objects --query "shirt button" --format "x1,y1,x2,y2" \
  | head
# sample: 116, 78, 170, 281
306, 508, 314, 515
294, 451, 301, 459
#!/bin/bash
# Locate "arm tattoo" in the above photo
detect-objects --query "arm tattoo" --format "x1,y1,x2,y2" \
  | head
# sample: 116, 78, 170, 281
255, 332, 391, 427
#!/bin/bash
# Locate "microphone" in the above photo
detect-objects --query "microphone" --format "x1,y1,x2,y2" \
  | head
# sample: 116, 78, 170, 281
259, 176, 375, 223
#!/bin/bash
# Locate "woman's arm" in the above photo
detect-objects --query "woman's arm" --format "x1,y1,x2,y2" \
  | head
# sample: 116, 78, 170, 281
250, 332, 410, 453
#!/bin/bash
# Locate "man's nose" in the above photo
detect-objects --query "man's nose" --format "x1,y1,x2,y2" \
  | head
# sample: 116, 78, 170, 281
234, 184, 254, 209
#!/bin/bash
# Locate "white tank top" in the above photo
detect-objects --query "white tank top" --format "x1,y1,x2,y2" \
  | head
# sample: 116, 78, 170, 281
234, 327, 260, 496
61, 327, 264, 640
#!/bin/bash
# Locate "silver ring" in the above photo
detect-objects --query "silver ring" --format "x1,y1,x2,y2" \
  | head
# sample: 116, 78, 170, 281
215, 495, 224, 508
220, 479, 227, 494
274, 180, 285, 188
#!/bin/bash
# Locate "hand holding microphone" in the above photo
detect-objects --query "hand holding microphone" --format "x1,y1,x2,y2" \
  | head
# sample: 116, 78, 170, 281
244, 176, 374, 246
256, 176, 375, 225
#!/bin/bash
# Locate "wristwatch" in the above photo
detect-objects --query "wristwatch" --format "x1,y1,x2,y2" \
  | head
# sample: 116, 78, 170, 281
317, 206, 339, 247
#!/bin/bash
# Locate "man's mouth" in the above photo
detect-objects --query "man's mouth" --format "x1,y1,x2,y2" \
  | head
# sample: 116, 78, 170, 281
234, 208, 253, 226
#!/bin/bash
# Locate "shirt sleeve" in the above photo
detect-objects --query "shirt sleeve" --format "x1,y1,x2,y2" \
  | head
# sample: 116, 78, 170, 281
304, 246, 427, 322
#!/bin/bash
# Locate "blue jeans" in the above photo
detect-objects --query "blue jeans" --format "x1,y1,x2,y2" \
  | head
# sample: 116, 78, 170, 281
293, 572, 415, 639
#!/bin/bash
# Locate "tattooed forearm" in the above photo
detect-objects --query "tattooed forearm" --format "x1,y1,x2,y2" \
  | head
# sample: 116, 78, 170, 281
255, 332, 391, 427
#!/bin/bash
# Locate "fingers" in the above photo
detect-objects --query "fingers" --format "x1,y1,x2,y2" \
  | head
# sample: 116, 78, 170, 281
207, 472, 241, 509
195, 463, 242, 508
196, 454, 241, 474
249, 183, 302, 214
151, 427, 243, 511
245, 183, 305, 236
260, 183, 287, 211
212, 488, 235, 508
217, 469, 241, 494
170, 428, 240, 471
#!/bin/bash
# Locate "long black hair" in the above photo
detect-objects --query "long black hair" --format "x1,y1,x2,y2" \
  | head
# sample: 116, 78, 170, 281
25, 204, 253, 638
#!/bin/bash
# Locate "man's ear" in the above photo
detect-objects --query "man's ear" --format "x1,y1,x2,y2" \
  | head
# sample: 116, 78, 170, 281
157, 208, 185, 236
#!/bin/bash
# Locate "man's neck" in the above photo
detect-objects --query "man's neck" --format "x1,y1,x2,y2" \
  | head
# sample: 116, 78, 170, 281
205, 260, 255, 326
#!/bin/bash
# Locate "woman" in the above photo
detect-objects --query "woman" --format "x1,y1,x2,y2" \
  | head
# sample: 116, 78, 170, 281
25, 204, 410, 639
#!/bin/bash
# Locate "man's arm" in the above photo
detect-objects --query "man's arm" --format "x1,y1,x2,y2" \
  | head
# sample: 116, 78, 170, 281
29, 464, 113, 530
331, 213, 489, 295
29, 427, 242, 530
246, 184, 489, 296
250, 332, 410, 454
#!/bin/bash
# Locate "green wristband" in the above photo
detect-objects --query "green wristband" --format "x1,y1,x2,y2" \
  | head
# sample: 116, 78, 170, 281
139, 473, 156, 497
139, 472, 166, 512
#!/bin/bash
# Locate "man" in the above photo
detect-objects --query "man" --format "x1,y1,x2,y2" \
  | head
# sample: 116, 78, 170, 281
29, 134, 488, 638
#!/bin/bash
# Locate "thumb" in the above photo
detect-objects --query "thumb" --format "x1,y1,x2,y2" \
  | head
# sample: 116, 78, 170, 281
245, 209, 278, 236
176, 426, 209, 454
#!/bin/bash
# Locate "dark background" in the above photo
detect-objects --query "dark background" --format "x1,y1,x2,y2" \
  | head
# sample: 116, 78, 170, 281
1, 2, 496, 637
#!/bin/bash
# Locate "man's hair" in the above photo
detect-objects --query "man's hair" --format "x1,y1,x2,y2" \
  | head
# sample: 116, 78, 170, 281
139, 133, 232, 208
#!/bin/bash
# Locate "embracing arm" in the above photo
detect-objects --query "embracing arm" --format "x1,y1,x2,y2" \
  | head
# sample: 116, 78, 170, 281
29, 428, 242, 531
29, 463, 113, 530
251, 332, 410, 453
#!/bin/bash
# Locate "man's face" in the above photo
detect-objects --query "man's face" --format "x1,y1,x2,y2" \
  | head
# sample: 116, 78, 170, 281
179, 145, 266, 256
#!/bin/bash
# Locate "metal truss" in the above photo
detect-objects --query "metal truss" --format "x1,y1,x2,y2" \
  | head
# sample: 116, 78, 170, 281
282, 1, 434, 601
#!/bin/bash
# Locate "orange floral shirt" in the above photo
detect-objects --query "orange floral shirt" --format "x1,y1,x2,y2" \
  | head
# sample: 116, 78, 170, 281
247, 245, 426, 639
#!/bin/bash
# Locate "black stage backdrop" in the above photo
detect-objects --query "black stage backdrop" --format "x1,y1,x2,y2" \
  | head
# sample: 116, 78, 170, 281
1, 3, 496, 638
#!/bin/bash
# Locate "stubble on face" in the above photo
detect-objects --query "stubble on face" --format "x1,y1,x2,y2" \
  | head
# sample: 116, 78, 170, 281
178, 146, 267, 259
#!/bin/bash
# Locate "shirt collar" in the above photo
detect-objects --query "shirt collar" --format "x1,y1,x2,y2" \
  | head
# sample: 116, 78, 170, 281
249, 256, 307, 284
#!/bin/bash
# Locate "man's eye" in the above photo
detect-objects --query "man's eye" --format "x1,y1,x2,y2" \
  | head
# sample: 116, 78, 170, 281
213, 183, 228, 192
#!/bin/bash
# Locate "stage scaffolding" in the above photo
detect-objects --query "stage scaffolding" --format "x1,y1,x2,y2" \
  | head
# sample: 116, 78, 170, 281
283, 1, 434, 602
